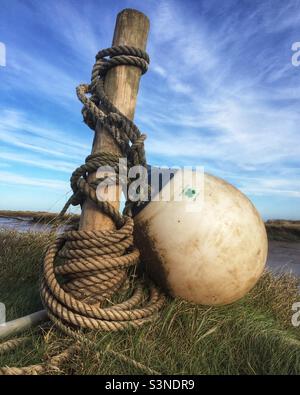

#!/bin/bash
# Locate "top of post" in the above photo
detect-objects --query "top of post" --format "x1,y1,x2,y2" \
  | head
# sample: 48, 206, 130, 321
112, 8, 150, 49
117, 8, 150, 23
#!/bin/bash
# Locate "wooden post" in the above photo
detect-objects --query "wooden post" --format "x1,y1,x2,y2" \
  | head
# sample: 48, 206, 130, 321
79, 9, 150, 231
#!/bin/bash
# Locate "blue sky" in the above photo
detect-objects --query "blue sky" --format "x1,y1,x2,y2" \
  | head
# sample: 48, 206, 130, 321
0, 0, 300, 219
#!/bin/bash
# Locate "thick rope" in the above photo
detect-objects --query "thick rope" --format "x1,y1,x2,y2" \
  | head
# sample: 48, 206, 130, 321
42, 45, 165, 332
0, 45, 165, 375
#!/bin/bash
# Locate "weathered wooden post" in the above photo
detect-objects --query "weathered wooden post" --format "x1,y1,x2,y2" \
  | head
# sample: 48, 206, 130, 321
79, 8, 150, 231
1, 9, 163, 375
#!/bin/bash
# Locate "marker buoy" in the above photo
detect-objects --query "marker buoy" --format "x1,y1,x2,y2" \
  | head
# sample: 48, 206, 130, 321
134, 168, 268, 305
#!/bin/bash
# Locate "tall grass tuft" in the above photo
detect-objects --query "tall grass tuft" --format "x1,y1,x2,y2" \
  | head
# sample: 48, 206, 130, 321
0, 229, 299, 374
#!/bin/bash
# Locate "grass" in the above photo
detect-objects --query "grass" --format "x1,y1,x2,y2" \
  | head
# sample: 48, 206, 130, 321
0, 229, 300, 375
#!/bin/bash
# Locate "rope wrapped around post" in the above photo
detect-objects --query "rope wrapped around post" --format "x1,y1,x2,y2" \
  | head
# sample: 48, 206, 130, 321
0, 13, 166, 374
0, 46, 165, 375
40, 45, 165, 333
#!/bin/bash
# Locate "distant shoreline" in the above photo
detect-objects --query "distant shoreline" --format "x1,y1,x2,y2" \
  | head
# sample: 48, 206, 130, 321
265, 220, 300, 242
0, 210, 299, 241
0, 210, 79, 225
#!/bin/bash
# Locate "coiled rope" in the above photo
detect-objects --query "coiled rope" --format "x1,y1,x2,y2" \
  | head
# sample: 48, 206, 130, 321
0, 45, 165, 374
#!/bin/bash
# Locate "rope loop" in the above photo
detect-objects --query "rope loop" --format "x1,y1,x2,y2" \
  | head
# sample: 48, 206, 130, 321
0, 45, 165, 375
41, 45, 165, 335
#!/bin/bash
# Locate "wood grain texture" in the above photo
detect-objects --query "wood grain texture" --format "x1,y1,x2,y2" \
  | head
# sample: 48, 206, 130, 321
79, 9, 150, 231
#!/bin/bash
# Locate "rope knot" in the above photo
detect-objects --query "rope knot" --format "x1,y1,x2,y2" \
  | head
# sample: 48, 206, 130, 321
41, 45, 164, 336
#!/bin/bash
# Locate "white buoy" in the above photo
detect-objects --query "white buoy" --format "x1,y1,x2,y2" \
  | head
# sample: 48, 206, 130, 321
134, 168, 268, 305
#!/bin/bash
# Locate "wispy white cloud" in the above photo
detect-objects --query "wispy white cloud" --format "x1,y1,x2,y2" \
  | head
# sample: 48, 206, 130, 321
0, 151, 74, 173
33, 1, 102, 62
3, 49, 79, 109
0, 170, 68, 190
132, 0, 300, 202
0, 109, 90, 161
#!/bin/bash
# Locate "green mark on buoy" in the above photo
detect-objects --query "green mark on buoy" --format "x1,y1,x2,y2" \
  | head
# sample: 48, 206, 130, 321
184, 188, 196, 198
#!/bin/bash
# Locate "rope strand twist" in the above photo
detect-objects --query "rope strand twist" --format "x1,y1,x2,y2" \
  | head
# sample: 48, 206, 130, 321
0, 45, 165, 375
41, 45, 165, 333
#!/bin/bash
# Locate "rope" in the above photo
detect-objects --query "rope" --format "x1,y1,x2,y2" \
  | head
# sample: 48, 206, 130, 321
0, 45, 165, 374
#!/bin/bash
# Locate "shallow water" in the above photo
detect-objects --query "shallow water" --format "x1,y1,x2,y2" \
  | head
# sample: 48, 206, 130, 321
0, 216, 69, 233
267, 240, 300, 277
0, 217, 299, 277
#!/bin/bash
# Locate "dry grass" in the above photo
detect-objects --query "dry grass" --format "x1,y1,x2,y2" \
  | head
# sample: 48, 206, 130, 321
0, 229, 300, 374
